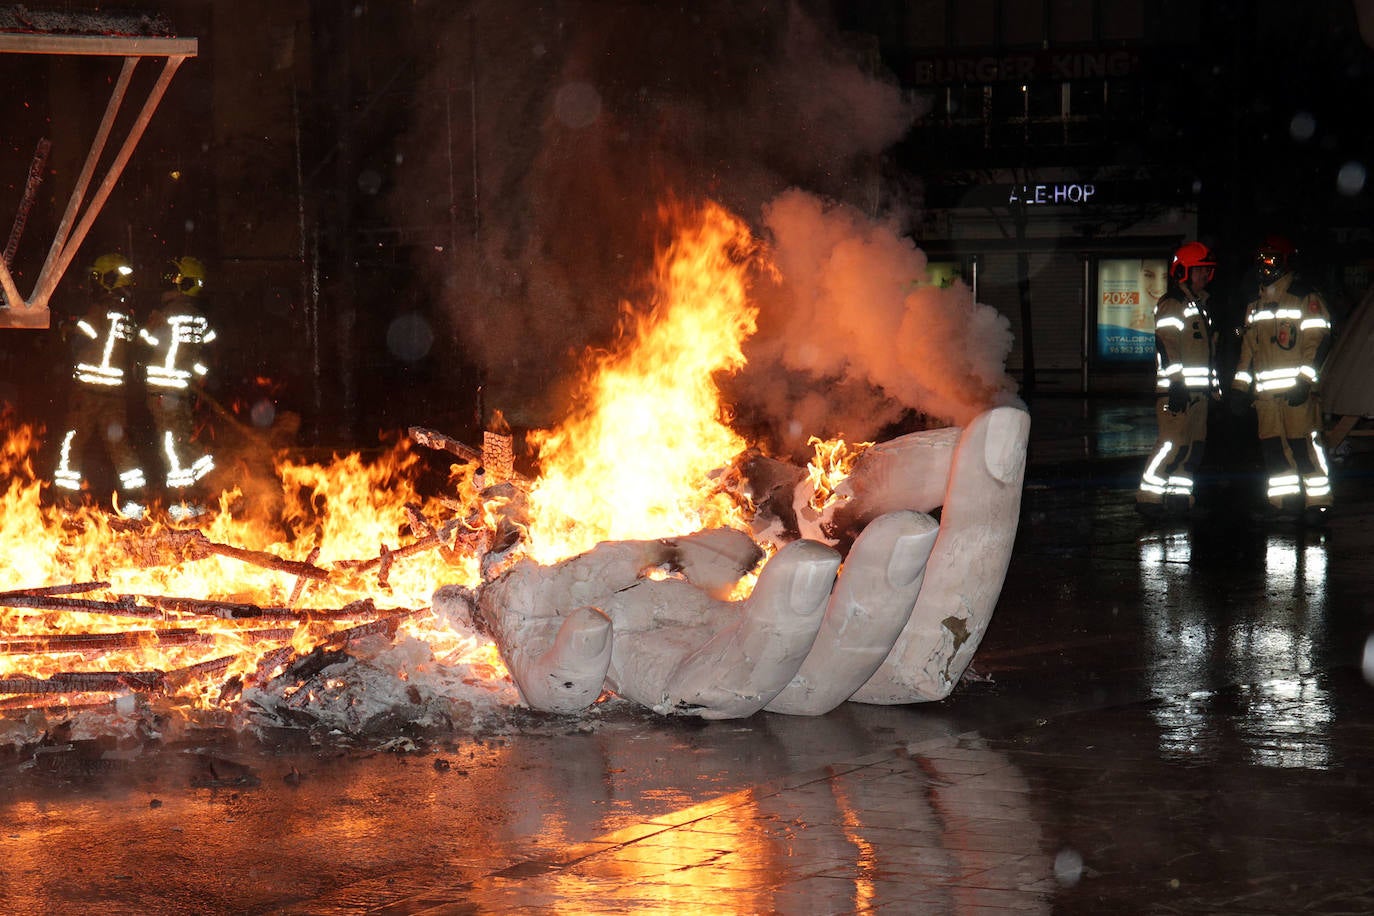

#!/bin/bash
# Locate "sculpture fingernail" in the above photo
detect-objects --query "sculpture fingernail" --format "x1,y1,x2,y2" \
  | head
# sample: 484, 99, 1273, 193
886, 528, 937, 588
985, 407, 1030, 484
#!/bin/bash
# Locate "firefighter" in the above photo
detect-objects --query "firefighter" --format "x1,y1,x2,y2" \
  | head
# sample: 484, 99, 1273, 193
1137, 241, 1219, 516
51, 253, 149, 516
1230, 235, 1334, 521
140, 256, 217, 521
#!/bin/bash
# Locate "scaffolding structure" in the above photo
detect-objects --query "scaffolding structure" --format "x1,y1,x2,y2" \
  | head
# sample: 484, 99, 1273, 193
0, 31, 197, 329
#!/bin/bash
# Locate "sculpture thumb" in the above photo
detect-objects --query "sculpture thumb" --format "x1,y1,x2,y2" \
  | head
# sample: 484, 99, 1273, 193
662, 539, 839, 719
765, 510, 939, 716
507, 606, 614, 714
850, 405, 1030, 704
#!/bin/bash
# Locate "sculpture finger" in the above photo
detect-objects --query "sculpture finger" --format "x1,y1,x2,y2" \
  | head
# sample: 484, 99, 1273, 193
765, 510, 939, 716
503, 606, 614, 714
663, 527, 765, 599
815, 425, 958, 544
850, 405, 1029, 704
663, 539, 840, 719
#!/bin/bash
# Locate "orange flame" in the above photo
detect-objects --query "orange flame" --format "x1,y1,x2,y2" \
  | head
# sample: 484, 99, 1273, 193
0, 197, 801, 717
524, 200, 762, 563
805, 436, 872, 513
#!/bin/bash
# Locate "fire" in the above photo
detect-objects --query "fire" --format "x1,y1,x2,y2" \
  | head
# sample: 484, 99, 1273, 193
805, 436, 872, 513
524, 200, 762, 563
0, 418, 496, 710
0, 197, 799, 726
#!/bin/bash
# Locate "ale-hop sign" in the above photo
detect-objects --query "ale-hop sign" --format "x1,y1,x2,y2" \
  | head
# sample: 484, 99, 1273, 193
1008, 183, 1097, 206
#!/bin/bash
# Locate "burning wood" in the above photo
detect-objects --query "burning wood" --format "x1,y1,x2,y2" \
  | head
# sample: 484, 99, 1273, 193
0, 671, 164, 696
117, 528, 330, 580
130, 594, 390, 622
0, 628, 209, 654
0, 593, 170, 619
409, 425, 530, 486
288, 546, 323, 607
0, 581, 110, 598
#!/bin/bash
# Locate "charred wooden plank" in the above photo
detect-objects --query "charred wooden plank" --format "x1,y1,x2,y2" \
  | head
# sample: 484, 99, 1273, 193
407, 425, 484, 464
408, 425, 530, 484
405, 503, 436, 538
333, 518, 468, 573
198, 534, 331, 581
117, 528, 329, 580
0, 593, 166, 619
322, 608, 423, 646
0, 670, 164, 695
0, 581, 110, 598
0, 628, 207, 654
125, 595, 385, 621
288, 546, 322, 608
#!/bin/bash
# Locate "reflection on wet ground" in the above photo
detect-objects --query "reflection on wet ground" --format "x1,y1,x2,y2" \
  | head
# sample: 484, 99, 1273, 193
2, 397, 1372, 914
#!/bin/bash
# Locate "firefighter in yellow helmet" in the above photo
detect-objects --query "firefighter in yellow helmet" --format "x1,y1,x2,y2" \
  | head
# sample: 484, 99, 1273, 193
1136, 241, 1219, 517
139, 256, 217, 521
1230, 235, 1334, 522
51, 253, 149, 516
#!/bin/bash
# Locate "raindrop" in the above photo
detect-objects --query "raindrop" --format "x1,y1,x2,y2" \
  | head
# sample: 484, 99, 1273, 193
250, 398, 276, 429
1336, 161, 1367, 196
1054, 847, 1084, 886
1289, 111, 1316, 142
105, 421, 125, 442
184, 219, 196, 234
358, 169, 383, 195
553, 82, 602, 129
387, 312, 434, 363
1362, 634, 1374, 685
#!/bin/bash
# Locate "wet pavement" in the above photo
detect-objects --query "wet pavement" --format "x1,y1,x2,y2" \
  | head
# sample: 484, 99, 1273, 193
3, 396, 1373, 914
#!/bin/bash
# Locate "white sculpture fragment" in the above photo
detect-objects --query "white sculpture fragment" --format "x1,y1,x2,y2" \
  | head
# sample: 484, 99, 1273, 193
432, 405, 1029, 718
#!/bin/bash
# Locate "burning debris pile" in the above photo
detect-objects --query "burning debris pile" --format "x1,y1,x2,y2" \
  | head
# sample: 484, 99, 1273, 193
1, 199, 1027, 759
0, 416, 517, 755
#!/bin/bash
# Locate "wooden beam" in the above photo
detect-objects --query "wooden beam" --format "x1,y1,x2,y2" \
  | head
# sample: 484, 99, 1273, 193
0, 34, 197, 57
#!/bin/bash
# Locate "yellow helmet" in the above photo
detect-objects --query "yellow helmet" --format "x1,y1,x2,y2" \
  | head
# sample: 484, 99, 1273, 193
164, 255, 207, 296
90, 253, 134, 293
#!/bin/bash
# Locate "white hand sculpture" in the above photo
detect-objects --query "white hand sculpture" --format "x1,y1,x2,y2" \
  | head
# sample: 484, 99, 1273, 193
431, 405, 1029, 718
435, 511, 938, 719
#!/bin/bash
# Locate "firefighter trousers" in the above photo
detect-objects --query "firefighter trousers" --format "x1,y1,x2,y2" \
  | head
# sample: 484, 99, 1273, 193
1253, 395, 1332, 510
53, 385, 146, 502
1137, 394, 1209, 507
147, 392, 214, 496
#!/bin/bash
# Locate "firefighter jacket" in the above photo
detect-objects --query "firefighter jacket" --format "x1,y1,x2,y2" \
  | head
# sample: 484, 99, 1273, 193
139, 291, 216, 393
69, 294, 137, 388
1231, 273, 1332, 399
1153, 283, 1216, 395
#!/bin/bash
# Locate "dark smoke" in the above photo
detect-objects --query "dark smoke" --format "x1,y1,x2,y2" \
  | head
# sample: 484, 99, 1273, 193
394, 1, 1015, 453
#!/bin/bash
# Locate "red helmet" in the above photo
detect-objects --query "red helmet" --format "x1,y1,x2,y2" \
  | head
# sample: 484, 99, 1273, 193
1256, 234, 1296, 283
1169, 241, 1217, 284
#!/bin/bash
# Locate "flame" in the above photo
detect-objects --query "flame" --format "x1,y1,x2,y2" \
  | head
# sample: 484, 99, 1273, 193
0, 197, 804, 722
524, 200, 761, 563
0, 418, 497, 709
805, 436, 872, 513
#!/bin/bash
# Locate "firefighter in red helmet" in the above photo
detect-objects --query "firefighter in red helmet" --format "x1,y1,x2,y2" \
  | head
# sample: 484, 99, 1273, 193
1137, 241, 1219, 516
1230, 235, 1333, 522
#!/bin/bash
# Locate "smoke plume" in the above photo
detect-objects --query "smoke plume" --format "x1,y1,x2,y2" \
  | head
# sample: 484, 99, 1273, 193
394, 0, 1015, 449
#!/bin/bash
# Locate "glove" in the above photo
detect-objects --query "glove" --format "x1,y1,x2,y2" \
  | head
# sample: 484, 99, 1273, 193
1228, 389, 1254, 418
1166, 381, 1188, 414
1286, 379, 1311, 407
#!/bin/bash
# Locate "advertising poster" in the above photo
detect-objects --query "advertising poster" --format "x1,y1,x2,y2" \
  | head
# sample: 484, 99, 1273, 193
1096, 258, 1167, 361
